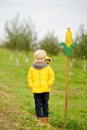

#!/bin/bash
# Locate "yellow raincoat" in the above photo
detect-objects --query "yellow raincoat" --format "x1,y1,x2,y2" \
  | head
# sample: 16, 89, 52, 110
28, 65, 55, 93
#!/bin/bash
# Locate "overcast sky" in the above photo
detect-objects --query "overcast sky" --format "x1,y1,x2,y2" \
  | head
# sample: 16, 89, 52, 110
0, 0, 87, 42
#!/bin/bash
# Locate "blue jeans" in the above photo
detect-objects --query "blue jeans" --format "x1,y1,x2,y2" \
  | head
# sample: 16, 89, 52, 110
34, 92, 49, 118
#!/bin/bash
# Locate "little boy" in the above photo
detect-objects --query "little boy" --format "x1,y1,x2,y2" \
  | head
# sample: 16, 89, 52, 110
28, 49, 55, 126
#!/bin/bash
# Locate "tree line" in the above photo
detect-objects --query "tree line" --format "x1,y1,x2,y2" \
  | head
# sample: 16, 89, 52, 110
1, 14, 87, 59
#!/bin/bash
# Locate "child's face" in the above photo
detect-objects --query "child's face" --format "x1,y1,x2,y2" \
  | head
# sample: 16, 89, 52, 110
34, 55, 45, 65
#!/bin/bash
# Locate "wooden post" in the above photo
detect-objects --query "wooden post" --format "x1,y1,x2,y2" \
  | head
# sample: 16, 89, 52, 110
60, 28, 78, 117
65, 57, 70, 117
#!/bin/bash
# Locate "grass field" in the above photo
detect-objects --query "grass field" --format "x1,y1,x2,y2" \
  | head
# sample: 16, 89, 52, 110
0, 48, 87, 130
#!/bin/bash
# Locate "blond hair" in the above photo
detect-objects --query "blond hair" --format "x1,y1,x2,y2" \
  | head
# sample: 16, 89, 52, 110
34, 49, 46, 58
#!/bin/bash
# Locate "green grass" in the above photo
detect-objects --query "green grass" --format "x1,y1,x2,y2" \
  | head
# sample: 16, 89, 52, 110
0, 48, 87, 130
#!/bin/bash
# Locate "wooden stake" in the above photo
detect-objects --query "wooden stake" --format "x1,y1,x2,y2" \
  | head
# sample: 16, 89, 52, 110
65, 57, 70, 117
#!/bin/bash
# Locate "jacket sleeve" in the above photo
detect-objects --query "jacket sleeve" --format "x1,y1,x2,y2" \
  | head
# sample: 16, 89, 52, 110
48, 66, 55, 87
28, 67, 33, 89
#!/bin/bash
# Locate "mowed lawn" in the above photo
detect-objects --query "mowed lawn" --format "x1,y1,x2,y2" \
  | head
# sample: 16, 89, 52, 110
0, 48, 87, 130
